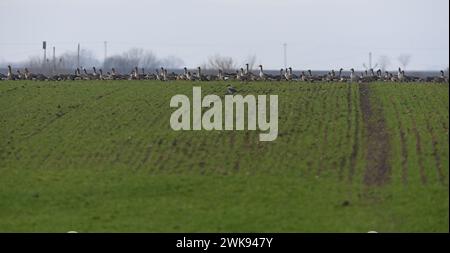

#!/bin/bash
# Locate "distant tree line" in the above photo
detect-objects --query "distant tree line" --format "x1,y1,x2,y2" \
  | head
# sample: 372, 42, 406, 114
10, 48, 184, 74
104, 48, 184, 73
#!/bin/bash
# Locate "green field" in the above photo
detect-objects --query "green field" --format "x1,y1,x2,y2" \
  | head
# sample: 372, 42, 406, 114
0, 80, 448, 232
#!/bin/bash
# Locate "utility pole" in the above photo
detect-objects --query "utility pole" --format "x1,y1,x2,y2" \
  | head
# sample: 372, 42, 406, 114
369, 52, 372, 70
77, 43, 80, 69
52, 46, 56, 73
104, 41, 107, 62
42, 41, 47, 69
283, 43, 287, 69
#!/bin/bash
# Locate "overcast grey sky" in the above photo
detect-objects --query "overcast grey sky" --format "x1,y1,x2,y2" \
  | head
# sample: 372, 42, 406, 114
0, 0, 448, 70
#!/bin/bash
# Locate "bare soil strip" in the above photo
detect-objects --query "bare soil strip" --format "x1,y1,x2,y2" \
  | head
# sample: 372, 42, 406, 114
359, 83, 391, 186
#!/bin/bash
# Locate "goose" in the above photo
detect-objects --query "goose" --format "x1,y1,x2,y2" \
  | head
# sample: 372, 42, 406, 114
383, 71, 390, 81
244, 63, 257, 80
92, 67, 100, 80
134, 66, 142, 80
277, 68, 284, 81
361, 69, 378, 82
186, 71, 194, 81
432, 70, 448, 83
324, 71, 332, 82
389, 73, 397, 82
236, 68, 248, 82
82, 68, 91, 80
131, 66, 139, 80
7, 65, 15, 80
140, 68, 146, 80
300, 71, 308, 82
227, 85, 237, 94
178, 67, 188, 80
184, 67, 189, 79
73, 68, 82, 80
376, 69, 382, 80
258, 65, 268, 81
284, 67, 293, 81
338, 68, 346, 82
128, 69, 135, 80
350, 68, 359, 83
155, 68, 161, 81
397, 67, 404, 82
222, 70, 232, 81
25, 68, 42, 81
235, 70, 241, 81
24, 68, 32, 80
162, 68, 168, 81
196, 67, 208, 81
244, 63, 249, 75
217, 69, 224, 81
166, 70, 178, 81
16, 70, 24, 80
307, 69, 319, 82
98, 69, 105, 80
439, 70, 447, 83
111, 68, 117, 80
155, 67, 166, 81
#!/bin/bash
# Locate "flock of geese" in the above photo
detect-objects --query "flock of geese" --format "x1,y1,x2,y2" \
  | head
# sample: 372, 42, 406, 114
1, 64, 448, 83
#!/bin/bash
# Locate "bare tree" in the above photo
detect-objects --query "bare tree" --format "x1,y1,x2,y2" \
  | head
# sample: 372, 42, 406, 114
206, 54, 237, 72
378, 55, 391, 71
26, 56, 44, 69
160, 55, 184, 69
5, 47, 185, 74
139, 51, 161, 69
244, 54, 257, 71
103, 48, 172, 73
59, 49, 101, 69
398, 54, 412, 69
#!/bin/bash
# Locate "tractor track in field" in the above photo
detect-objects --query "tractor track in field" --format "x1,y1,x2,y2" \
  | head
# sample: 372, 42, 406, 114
391, 98, 409, 184
317, 87, 336, 176
0, 87, 19, 97
23, 87, 126, 141
339, 85, 353, 181
346, 84, 360, 183
359, 83, 391, 186
426, 120, 446, 185
409, 114, 427, 184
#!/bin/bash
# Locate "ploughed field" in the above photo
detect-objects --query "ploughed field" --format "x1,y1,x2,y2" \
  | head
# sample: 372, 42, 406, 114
0, 80, 448, 232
